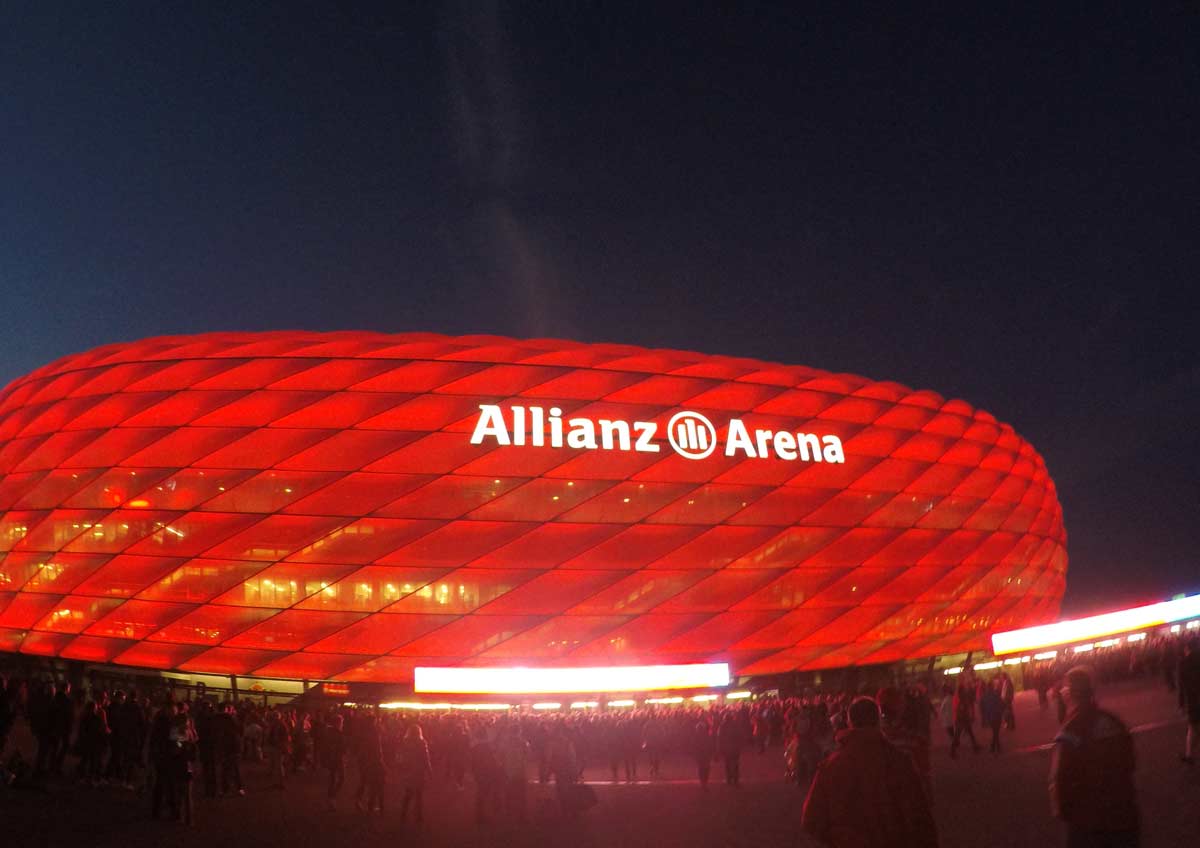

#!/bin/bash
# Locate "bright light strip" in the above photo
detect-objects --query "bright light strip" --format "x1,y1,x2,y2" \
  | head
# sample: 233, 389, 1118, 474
1003, 658, 1023, 666
414, 663, 730, 694
1171, 625, 1182, 634
725, 691, 752, 699
973, 660, 1002, 671
1096, 638, 1121, 648
570, 701, 598, 709
378, 701, 511, 711
606, 699, 635, 707
691, 694, 718, 702
943, 667, 963, 675
646, 696, 684, 704
1188, 620, 1199, 630
1073, 643, 1094, 653
991, 593, 1200, 655
1126, 633, 1146, 642
532, 702, 561, 710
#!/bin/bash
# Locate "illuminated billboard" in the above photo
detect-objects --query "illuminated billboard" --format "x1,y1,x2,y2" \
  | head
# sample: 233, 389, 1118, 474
0, 332, 1066, 682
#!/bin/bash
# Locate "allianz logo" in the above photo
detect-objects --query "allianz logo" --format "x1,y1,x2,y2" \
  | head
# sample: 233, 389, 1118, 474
470, 404, 845, 463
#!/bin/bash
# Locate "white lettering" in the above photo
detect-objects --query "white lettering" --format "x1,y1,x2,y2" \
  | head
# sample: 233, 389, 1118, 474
531, 406, 544, 446
468, 406, 844, 465
633, 422, 660, 452
821, 435, 845, 464
513, 405, 525, 446
755, 429, 773, 457
600, 419, 631, 451
567, 418, 598, 450
470, 404, 511, 446
725, 419, 757, 458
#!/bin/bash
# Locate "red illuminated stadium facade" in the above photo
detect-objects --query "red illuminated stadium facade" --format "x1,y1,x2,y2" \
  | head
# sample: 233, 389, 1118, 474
0, 332, 1066, 686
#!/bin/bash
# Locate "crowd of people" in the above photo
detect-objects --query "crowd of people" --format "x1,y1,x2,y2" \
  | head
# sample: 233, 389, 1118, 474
0, 630, 1196, 847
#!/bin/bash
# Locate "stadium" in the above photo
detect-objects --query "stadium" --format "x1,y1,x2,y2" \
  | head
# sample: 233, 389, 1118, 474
0, 332, 1066, 696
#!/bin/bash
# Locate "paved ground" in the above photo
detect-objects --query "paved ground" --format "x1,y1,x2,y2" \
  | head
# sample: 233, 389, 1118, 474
2, 680, 1197, 847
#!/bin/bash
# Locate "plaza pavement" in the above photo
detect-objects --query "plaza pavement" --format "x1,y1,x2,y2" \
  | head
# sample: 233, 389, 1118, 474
2, 678, 1197, 847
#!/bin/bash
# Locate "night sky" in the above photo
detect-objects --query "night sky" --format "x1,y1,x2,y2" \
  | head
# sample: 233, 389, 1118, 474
2, 3, 1196, 614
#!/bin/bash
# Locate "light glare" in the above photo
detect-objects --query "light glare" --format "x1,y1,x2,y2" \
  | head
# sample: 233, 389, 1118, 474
991, 593, 1200, 655
414, 662, 730, 694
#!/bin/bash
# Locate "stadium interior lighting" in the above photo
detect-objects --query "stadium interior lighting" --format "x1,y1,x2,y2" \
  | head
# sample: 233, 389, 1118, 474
1127, 633, 1146, 642
1073, 643, 1094, 653
570, 701, 598, 709
691, 694, 718, 702
943, 667, 963, 675
1033, 651, 1058, 660
414, 663, 730, 694
725, 691, 753, 699
991, 593, 1200, 655
532, 702, 561, 710
606, 699, 635, 707
973, 661, 1002, 671
645, 696, 684, 704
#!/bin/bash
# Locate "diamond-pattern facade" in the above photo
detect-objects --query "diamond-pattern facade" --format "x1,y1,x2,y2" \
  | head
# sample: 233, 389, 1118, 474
0, 332, 1065, 681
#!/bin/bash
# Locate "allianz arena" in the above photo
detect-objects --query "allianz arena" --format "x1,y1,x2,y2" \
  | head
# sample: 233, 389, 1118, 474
0, 332, 1066, 686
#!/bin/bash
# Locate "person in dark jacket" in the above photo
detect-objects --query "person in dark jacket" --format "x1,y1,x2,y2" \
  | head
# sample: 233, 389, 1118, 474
149, 702, 175, 819
950, 676, 981, 757
690, 719, 716, 789
1049, 666, 1138, 847
802, 697, 938, 848
1178, 637, 1200, 765
0, 674, 12, 760
357, 716, 386, 813
323, 713, 347, 810
980, 680, 1005, 755
469, 724, 502, 823
399, 724, 432, 824
877, 686, 933, 800
717, 712, 745, 786
214, 703, 243, 795
77, 701, 110, 785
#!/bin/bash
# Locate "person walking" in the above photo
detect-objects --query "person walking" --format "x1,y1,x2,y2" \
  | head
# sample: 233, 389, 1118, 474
215, 703, 243, 796
937, 684, 955, 748
1049, 666, 1139, 848
399, 723, 433, 825
877, 686, 932, 799
980, 680, 1005, 755
801, 697, 938, 847
1177, 637, 1200, 765
950, 676, 981, 757
717, 712, 745, 786
265, 709, 291, 789
999, 672, 1017, 730
323, 714, 347, 810
358, 715, 386, 814
469, 724, 502, 823
496, 722, 530, 822
690, 718, 716, 789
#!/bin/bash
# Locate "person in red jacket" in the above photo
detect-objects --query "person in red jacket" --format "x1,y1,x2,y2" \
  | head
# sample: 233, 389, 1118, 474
1049, 666, 1139, 847
801, 697, 938, 848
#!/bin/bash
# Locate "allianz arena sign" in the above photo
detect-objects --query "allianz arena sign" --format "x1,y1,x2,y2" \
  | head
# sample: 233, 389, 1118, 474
471, 404, 846, 464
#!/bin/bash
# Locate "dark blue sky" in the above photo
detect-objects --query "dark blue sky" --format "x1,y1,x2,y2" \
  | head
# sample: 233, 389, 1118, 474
2, 2, 1196, 613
